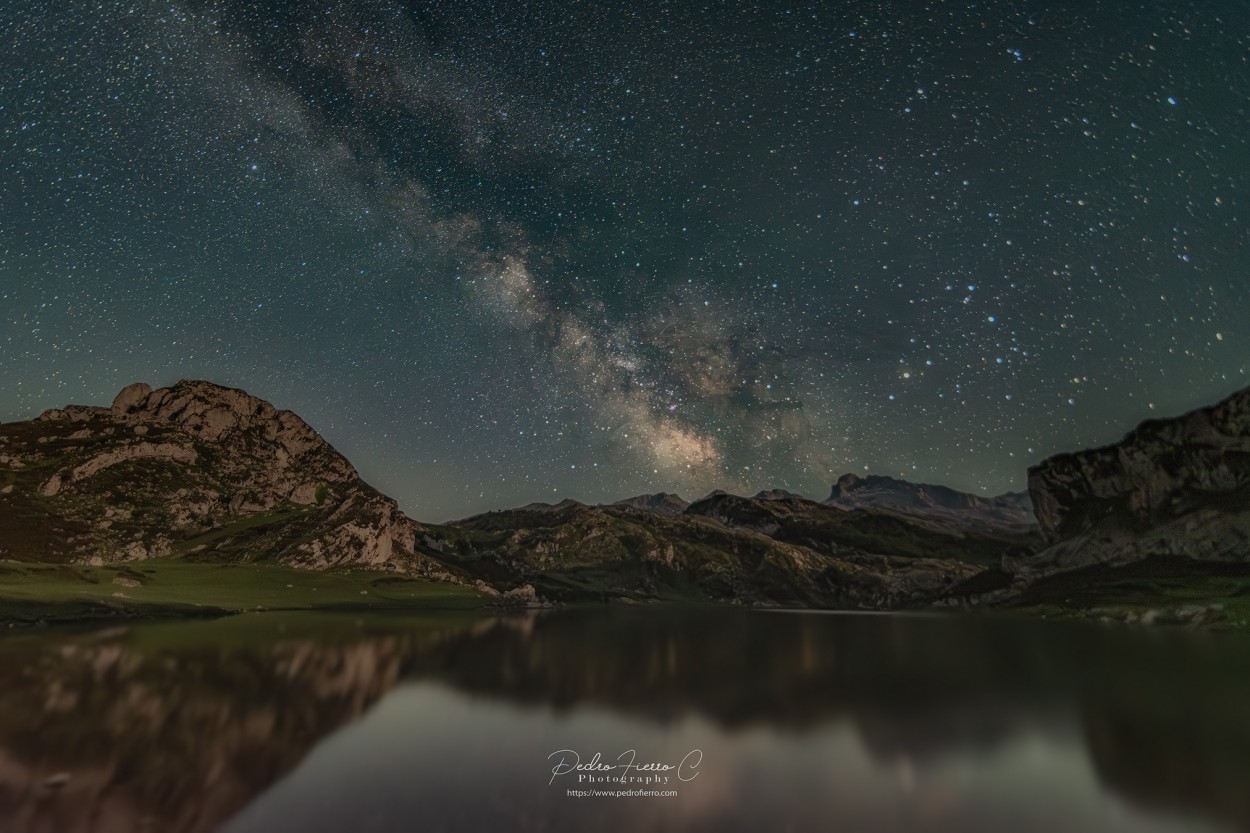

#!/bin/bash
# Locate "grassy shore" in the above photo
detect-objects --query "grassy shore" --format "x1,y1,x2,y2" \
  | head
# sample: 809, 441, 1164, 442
0, 558, 486, 625
6, 553, 1248, 630
1004, 557, 1250, 628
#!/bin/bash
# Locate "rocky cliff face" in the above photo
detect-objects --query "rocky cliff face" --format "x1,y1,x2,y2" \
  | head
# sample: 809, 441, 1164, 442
1012, 385, 1250, 578
0, 380, 427, 571
826, 473, 1036, 534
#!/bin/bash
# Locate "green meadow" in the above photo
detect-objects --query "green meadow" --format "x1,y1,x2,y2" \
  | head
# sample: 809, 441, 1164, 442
0, 558, 485, 624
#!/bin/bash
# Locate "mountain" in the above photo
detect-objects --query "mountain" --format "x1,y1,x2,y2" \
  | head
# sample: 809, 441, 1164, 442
754, 488, 805, 501
610, 492, 690, 515
0, 380, 438, 574
1008, 385, 1250, 580
826, 473, 1036, 534
7, 378, 1250, 620
431, 488, 1034, 608
1, 381, 1040, 610
517, 498, 588, 513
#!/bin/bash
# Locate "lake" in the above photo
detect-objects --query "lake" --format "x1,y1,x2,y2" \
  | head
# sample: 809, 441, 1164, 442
0, 607, 1246, 832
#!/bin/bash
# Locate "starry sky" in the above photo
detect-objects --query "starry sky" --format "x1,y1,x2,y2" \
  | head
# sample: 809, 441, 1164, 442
2, 1, 1248, 520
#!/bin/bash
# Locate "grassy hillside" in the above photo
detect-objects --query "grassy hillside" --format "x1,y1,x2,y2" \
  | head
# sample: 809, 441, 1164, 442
1005, 557, 1250, 627
0, 558, 484, 624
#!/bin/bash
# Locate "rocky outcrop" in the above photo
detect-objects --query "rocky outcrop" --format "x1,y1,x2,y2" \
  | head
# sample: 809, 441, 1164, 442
1029, 387, 1250, 540
111, 379, 359, 487
1, 380, 430, 573
1012, 385, 1250, 578
289, 489, 418, 570
110, 381, 151, 415
826, 473, 1036, 534
40, 442, 197, 496
37, 405, 110, 423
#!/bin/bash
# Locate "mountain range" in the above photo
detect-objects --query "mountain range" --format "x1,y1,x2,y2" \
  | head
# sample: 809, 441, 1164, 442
2, 379, 1249, 618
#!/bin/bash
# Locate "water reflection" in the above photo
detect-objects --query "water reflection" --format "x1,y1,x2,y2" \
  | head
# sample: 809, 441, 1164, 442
0, 609, 1246, 832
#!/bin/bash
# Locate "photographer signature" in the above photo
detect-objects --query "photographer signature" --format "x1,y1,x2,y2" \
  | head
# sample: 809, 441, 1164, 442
548, 749, 702, 786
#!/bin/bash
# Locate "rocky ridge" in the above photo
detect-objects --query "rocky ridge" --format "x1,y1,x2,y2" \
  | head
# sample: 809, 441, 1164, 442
610, 492, 690, 515
1010, 385, 1250, 579
826, 473, 1036, 535
437, 488, 1024, 608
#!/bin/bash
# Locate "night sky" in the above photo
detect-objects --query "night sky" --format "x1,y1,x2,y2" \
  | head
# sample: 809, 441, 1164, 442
2, 1, 1248, 520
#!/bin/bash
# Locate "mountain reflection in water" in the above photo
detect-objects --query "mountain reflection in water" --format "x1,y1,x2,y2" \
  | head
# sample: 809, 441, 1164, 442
0, 608, 1246, 833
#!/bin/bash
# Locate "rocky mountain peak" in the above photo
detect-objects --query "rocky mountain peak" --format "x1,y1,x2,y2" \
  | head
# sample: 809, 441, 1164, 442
108, 380, 358, 484
830, 473, 971, 508
9, 381, 428, 572
834, 472, 864, 490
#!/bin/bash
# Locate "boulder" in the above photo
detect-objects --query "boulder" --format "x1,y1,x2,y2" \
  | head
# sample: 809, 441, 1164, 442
111, 382, 152, 416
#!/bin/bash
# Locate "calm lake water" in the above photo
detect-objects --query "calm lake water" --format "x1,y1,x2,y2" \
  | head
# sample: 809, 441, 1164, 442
0, 607, 1247, 833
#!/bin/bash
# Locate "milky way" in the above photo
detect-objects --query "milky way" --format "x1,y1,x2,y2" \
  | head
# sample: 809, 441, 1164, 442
2, 1, 1247, 519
